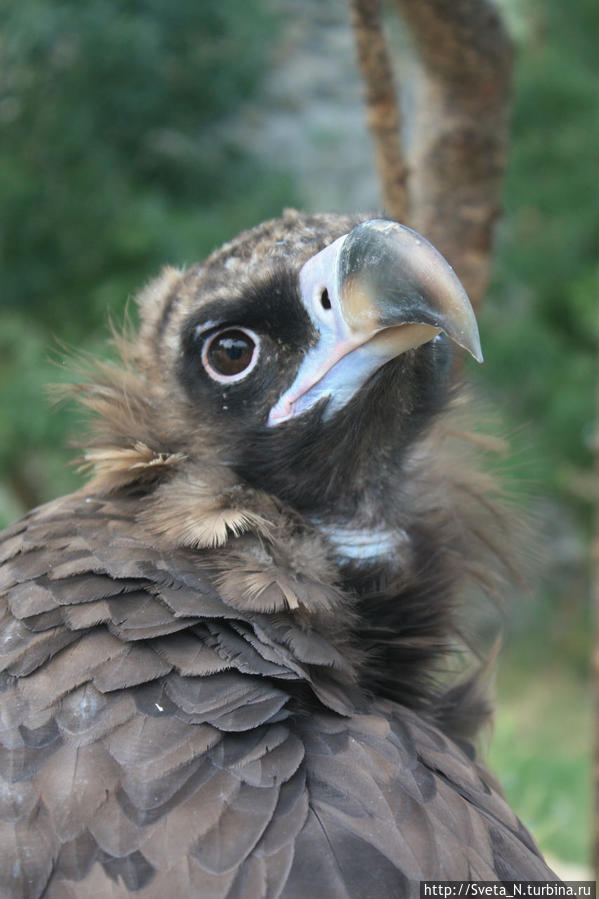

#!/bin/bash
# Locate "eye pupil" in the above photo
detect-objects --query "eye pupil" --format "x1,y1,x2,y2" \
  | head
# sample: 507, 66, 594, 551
207, 329, 256, 377
225, 341, 244, 361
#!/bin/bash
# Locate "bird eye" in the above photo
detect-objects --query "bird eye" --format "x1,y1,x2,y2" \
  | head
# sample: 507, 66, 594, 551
202, 327, 259, 382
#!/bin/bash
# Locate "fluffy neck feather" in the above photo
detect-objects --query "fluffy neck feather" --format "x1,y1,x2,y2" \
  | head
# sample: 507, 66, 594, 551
64, 333, 512, 746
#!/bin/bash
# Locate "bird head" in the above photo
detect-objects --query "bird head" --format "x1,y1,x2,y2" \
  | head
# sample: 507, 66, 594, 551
79, 210, 481, 537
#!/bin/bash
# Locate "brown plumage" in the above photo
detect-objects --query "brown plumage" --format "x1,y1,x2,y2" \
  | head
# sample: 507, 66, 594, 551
0, 210, 555, 896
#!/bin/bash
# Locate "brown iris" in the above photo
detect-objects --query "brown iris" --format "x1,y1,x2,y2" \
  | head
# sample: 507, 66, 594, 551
206, 329, 256, 377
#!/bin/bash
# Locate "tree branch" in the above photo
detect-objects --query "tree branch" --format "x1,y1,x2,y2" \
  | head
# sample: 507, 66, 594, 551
349, 0, 409, 224
392, 0, 514, 307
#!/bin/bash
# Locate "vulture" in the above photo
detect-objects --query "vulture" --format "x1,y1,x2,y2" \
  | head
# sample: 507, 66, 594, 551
0, 211, 556, 897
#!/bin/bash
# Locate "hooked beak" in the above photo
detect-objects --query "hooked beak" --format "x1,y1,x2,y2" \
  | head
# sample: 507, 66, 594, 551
268, 219, 482, 427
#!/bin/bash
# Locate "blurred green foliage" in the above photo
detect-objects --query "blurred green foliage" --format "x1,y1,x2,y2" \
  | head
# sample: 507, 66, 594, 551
490, 656, 591, 867
477, 0, 597, 521
475, 1, 596, 867
465, 0, 597, 700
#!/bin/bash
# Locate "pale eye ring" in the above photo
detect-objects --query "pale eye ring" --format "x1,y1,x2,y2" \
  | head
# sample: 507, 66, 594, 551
201, 327, 260, 383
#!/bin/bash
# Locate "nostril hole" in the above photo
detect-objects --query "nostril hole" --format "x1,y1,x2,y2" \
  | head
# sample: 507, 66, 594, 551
320, 288, 331, 310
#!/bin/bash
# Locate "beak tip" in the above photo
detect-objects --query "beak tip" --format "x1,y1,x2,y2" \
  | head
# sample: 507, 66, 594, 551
472, 341, 484, 364
463, 337, 483, 364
